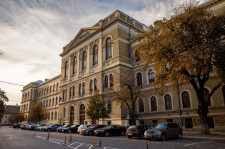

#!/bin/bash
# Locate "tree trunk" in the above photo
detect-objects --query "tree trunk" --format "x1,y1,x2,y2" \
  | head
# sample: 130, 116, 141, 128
199, 111, 210, 134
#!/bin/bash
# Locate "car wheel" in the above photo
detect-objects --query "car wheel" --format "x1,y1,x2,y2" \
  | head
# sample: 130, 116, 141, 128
47, 129, 51, 132
161, 133, 166, 141
88, 131, 93, 136
105, 132, 110, 137
69, 130, 72, 133
121, 131, 125, 136
177, 132, 182, 139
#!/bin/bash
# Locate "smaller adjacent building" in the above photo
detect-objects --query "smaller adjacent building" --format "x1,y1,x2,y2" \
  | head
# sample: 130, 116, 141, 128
0, 104, 20, 125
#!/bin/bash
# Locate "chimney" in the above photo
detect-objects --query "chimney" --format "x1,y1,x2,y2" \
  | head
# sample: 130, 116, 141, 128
45, 79, 49, 82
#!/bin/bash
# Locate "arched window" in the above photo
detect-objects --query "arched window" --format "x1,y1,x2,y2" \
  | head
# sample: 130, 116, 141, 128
64, 61, 68, 78
107, 100, 112, 113
138, 99, 144, 112
70, 106, 74, 124
49, 99, 51, 107
82, 51, 87, 70
182, 91, 191, 108
110, 74, 113, 87
56, 97, 58, 105
105, 75, 108, 88
106, 37, 112, 60
63, 108, 66, 118
94, 78, 97, 91
150, 96, 157, 112
80, 104, 85, 124
136, 72, 142, 86
93, 45, 98, 65
204, 88, 211, 106
52, 98, 54, 106
148, 69, 155, 83
135, 50, 140, 62
82, 82, 85, 95
89, 81, 92, 91
53, 85, 55, 92
73, 56, 77, 74
165, 94, 172, 110
51, 112, 53, 120
55, 111, 57, 120
222, 86, 225, 103
79, 83, 81, 96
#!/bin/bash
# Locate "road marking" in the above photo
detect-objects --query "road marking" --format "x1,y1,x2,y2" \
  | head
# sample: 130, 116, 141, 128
183, 141, 211, 146
74, 143, 84, 149
67, 142, 78, 147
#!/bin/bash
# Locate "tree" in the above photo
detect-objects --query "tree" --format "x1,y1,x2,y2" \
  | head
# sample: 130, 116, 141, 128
9, 112, 25, 123
110, 70, 145, 125
135, 2, 225, 134
86, 90, 109, 123
28, 102, 48, 123
0, 89, 9, 102
0, 101, 5, 122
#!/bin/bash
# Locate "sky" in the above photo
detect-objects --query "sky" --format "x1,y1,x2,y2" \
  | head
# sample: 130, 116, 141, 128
0, 0, 208, 105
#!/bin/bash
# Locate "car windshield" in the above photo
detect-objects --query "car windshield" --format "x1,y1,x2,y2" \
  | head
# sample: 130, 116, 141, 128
88, 125, 96, 128
128, 126, 137, 129
156, 124, 166, 129
103, 125, 112, 129
71, 125, 77, 127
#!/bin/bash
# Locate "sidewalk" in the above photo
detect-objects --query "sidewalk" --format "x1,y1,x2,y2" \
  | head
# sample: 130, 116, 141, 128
183, 131, 225, 141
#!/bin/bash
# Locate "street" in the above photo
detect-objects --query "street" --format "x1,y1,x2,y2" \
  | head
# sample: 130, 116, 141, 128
0, 126, 225, 149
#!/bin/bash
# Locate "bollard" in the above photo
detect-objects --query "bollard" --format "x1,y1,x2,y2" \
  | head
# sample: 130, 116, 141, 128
69, 134, 72, 142
64, 136, 67, 146
47, 132, 50, 140
33, 131, 36, 136
93, 141, 95, 149
146, 141, 149, 149
99, 137, 102, 147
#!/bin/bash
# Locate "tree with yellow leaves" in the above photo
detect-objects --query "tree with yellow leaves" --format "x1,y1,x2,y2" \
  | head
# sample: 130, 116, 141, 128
136, 2, 225, 134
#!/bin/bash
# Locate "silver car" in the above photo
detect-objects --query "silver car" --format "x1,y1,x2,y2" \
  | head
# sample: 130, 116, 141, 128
144, 123, 182, 140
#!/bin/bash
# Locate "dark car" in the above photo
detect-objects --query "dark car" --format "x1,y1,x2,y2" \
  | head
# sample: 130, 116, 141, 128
80, 125, 106, 136
62, 125, 80, 133
57, 124, 72, 133
43, 124, 62, 132
144, 123, 182, 141
13, 123, 21, 128
94, 125, 126, 137
126, 125, 151, 139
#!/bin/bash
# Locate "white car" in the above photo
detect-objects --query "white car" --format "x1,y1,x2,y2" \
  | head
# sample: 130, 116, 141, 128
77, 125, 91, 133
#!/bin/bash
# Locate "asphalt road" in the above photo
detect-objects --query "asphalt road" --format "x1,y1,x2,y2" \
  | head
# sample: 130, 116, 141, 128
0, 126, 225, 149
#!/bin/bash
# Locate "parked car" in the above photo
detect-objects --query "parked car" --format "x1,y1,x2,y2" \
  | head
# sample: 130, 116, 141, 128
13, 123, 21, 128
77, 125, 91, 133
35, 124, 46, 131
38, 124, 49, 131
57, 124, 72, 133
20, 124, 26, 129
24, 123, 32, 130
94, 125, 126, 137
144, 123, 182, 141
62, 125, 80, 133
29, 124, 37, 130
43, 124, 62, 132
80, 125, 106, 136
126, 125, 151, 139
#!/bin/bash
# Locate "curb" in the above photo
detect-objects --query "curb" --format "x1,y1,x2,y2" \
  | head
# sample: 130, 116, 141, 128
183, 136, 225, 141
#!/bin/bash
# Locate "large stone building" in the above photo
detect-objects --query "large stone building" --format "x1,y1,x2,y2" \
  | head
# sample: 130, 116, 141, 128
0, 105, 20, 125
20, 0, 225, 130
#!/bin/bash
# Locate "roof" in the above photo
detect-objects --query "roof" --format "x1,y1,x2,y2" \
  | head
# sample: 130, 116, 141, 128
32, 80, 44, 84
5, 105, 20, 114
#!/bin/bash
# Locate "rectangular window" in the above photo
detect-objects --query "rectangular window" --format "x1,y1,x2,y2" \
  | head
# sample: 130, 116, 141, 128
208, 117, 214, 128
185, 118, 193, 128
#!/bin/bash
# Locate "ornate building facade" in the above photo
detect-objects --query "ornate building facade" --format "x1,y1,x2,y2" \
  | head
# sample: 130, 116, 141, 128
20, 0, 225, 130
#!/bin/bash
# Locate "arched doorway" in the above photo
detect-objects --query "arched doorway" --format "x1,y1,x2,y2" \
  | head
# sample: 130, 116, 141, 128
79, 104, 85, 124
70, 106, 74, 124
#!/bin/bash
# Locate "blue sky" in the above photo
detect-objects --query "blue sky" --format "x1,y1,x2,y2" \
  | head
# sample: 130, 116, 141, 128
0, 0, 208, 105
